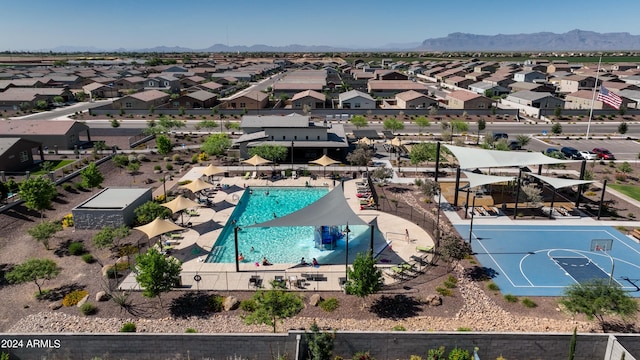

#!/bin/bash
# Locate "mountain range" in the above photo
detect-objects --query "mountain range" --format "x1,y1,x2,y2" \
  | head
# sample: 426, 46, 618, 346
45, 30, 640, 53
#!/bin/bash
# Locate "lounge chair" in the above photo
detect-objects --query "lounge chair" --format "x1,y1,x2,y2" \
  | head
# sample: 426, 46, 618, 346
293, 171, 299, 179
242, 172, 251, 180
416, 245, 433, 253
251, 171, 257, 179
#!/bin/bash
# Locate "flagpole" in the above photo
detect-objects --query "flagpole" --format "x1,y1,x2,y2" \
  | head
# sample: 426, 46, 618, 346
585, 56, 602, 140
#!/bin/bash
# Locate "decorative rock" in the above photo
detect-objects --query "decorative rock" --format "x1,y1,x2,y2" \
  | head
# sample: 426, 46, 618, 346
309, 294, 322, 307
96, 291, 109, 302
116, 256, 130, 265
223, 296, 239, 311
101, 264, 114, 277
424, 294, 442, 307
77, 294, 89, 307
48, 301, 62, 310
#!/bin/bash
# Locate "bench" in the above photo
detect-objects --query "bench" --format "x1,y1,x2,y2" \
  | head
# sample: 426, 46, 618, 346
562, 204, 574, 213
631, 228, 640, 240
482, 205, 495, 215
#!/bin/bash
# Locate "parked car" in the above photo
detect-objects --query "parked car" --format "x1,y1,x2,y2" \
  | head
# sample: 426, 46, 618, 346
508, 140, 522, 150
560, 147, 584, 160
592, 148, 616, 160
492, 132, 508, 141
544, 148, 565, 158
579, 150, 598, 160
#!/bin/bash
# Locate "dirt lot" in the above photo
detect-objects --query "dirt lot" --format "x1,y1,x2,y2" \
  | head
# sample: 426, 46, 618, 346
0, 135, 639, 334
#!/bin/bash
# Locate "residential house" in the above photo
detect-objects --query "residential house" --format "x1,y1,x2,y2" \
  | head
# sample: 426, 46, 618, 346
166, 90, 217, 109
179, 76, 206, 88
468, 82, 510, 97
503, 91, 565, 115
445, 90, 493, 110
113, 76, 146, 94
111, 89, 170, 111
338, 90, 375, 109
513, 71, 546, 83
236, 115, 349, 160
443, 76, 474, 90
374, 70, 408, 81
0, 120, 91, 150
395, 90, 437, 109
291, 90, 326, 110
509, 82, 556, 93
83, 82, 118, 99
558, 75, 597, 93
224, 91, 268, 110
144, 75, 180, 93
187, 81, 223, 93
367, 80, 428, 98
0, 87, 73, 109
0, 138, 44, 172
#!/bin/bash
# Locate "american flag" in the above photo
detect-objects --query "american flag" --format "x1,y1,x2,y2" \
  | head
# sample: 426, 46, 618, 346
597, 85, 623, 109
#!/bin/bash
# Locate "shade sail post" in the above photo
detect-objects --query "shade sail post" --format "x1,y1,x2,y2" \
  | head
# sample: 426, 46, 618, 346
598, 179, 607, 220
549, 188, 556, 219
513, 169, 522, 220
453, 167, 461, 208
434, 142, 441, 182
576, 160, 587, 208
234, 226, 239, 273
369, 224, 374, 254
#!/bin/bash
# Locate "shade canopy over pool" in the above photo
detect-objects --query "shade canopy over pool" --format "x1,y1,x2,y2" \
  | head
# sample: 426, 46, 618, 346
249, 184, 369, 228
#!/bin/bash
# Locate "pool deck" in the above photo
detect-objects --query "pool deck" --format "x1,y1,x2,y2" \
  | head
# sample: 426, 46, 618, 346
119, 166, 435, 292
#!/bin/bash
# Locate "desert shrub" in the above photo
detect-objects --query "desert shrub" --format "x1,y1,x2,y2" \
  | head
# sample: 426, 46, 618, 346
81, 253, 95, 263
153, 165, 161, 171
80, 302, 97, 315
117, 244, 139, 257
136, 154, 147, 162
62, 290, 89, 307
185, 328, 197, 333
74, 182, 85, 190
191, 153, 199, 163
436, 287, 453, 297
166, 163, 174, 171
239, 299, 257, 312
444, 280, 457, 289
521, 298, 537, 308
120, 322, 136, 332
319, 297, 339, 312
106, 262, 131, 278
61, 214, 74, 228
208, 295, 224, 312
352, 351, 374, 360
68, 241, 85, 255
487, 282, 500, 291
62, 183, 73, 191
414, 178, 424, 187
172, 154, 181, 162
504, 294, 518, 303
615, 172, 627, 182
448, 347, 471, 359
456, 327, 472, 332
392, 325, 406, 331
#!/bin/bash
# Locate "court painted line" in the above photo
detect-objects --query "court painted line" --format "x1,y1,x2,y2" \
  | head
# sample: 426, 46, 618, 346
473, 235, 517, 287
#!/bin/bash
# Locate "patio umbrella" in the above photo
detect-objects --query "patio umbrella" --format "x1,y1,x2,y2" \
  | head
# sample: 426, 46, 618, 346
356, 137, 371, 145
310, 154, 340, 178
134, 217, 184, 241
179, 178, 214, 194
242, 154, 272, 167
161, 195, 201, 226
389, 137, 402, 147
200, 164, 225, 177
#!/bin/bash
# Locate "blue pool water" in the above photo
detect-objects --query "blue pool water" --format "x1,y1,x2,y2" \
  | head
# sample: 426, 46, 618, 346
206, 186, 370, 264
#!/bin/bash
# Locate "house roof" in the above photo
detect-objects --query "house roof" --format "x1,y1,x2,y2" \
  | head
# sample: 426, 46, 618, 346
507, 90, 555, 102
368, 80, 428, 91
228, 91, 268, 101
395, 90, 430, 101
565, 90, 594, 100
338, 90, 374, 101
446, 90, 481, 101
130, 90, 170, 102
0, 138, 41, 154
183, 90, 216, 101
83, 82, 112, 92
241, 115, 309, 128
0, 120, 88, 135
291, 90, 325, 101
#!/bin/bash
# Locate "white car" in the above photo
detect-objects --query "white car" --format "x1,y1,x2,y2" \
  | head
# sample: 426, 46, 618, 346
579, 150, 598, 160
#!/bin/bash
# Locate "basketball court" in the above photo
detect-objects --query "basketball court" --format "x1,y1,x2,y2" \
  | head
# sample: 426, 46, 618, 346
453, 224, 640, 296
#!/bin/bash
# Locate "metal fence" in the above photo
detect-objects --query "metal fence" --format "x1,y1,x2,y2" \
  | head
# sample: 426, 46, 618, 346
376, 185, 440, 241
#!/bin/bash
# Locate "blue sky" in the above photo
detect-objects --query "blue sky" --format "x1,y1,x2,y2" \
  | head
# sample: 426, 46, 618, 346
3, 0, 640, 51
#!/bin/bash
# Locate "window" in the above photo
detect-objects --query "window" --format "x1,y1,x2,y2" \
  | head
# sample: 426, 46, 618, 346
19, 151, 29, 163
282, 136, 285, 140
295, 103, 301, 108
163, 81, 169, 86
240, 102, 246, 108
354, 103, 361, 108
125, 102, 132, 108
317, 136, 320, 140
294, 136, 297, 140
148, 81, 154, 86
305, 136, 309, 140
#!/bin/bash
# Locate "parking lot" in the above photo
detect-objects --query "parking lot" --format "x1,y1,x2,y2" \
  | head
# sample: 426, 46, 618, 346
527, 137, 640, 161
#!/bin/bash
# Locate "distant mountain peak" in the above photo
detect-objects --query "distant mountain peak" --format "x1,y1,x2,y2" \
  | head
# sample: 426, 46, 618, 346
420, 30, 640, 51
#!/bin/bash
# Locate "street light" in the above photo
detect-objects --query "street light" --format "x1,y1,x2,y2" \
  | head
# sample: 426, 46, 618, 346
344, 224, 351, 280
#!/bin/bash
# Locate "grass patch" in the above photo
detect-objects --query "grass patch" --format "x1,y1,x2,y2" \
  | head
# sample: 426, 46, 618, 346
392, 325, 406, 331
318, 297, 339, 312
521, 298, 537, 308
31, 160, 75, 175
609, 184, 640, 201
487, 282, 500, 291
504, 294, 519, 303
436, 287, 453, 297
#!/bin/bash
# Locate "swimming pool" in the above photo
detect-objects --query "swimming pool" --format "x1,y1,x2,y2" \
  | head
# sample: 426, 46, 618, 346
206, 186, 370, 264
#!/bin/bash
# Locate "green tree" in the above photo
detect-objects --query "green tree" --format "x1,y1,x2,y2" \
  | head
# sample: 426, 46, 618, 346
80, 162, 104, 192
35, 100, 49, 110
383, 117, 405, 135
244, 288, 304, 333
346, 145, 374, 170
560, 279, 638, 331
551, 122, 563, 135
618, 162, 632, 174
249, 144, 288, 163
420, 178, 440, 198
18, 176, 57, 219
143, 116, 186, 135
53, 96, 64, 105
554, 106, 563, 119
618, 121, 628, 135
195, 120, 218, 131
110, 119, 120, 128
0, 181, 9, 203
156, 134, 173, 155
371, 166, 393, 183
5, 258, 61, 296
414, 116, 431, 134
200, 134, 232, 156
305, 320, 334, 360
112, 154, 129, 169
94, 140, 107, 154
450, 120, 469, 135
476, 118, 486, 144
27, 220, 62, 250
75, 91, 87, 102
350, 115, 369, 129
410, 143, 438, 168
92, 225, 130, 250
135, 248, 182, 307
344, 251, 383, 307
134, 201, 172, 225
515, 134, 531, 148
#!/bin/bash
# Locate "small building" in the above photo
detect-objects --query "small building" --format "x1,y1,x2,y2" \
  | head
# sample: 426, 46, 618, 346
111, 90, 170, 111
395, 90, 437, 109
338, 90, 375, 109
0, 119, 91, 150
291, 90, 326, 110
446, 90, 493, 110
0, 138, 44, 172
224, 91, 269, 110
72, 188, 152, 230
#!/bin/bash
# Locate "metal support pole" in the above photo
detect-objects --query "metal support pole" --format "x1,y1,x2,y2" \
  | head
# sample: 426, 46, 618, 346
369, 224, 374, 255
291, 140, 294, 171
597, 179, 607, 220
464, 189, 470, 219
453, 167, 461, 208
234, 226, 239, 272
344, 224, 350, 280
434, 142, 441, 182
576, 160, 587, 208
513, 169, 522, 220
468, 195, 476, 244
549, 188, 556, 219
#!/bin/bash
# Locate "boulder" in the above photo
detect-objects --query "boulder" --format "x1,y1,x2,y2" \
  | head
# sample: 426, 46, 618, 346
424, 294, 442, 307
96, 291, 110, 302
223, 296, 239, 311
77, 294, 90, 307
48, 301, 62, 310
309, 294, 322, 307
116, 256, 130, 265
101, 264, 114, 277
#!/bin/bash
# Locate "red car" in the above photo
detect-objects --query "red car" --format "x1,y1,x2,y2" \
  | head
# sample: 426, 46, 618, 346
592, 148, 616, 160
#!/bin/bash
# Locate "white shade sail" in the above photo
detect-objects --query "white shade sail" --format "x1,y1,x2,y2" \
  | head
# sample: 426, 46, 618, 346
445, 144, 577, 170
460, 171, 516, 190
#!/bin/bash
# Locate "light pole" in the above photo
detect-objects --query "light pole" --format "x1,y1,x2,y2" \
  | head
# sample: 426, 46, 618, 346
468, 194, 476, 244
436, 186, 442, 249
344, 223, 351, 280
291, 140, 294, 171
161, 173, 171, 200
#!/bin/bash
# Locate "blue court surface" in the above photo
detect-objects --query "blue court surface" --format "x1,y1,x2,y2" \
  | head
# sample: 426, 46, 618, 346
453, 224, 640, 297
